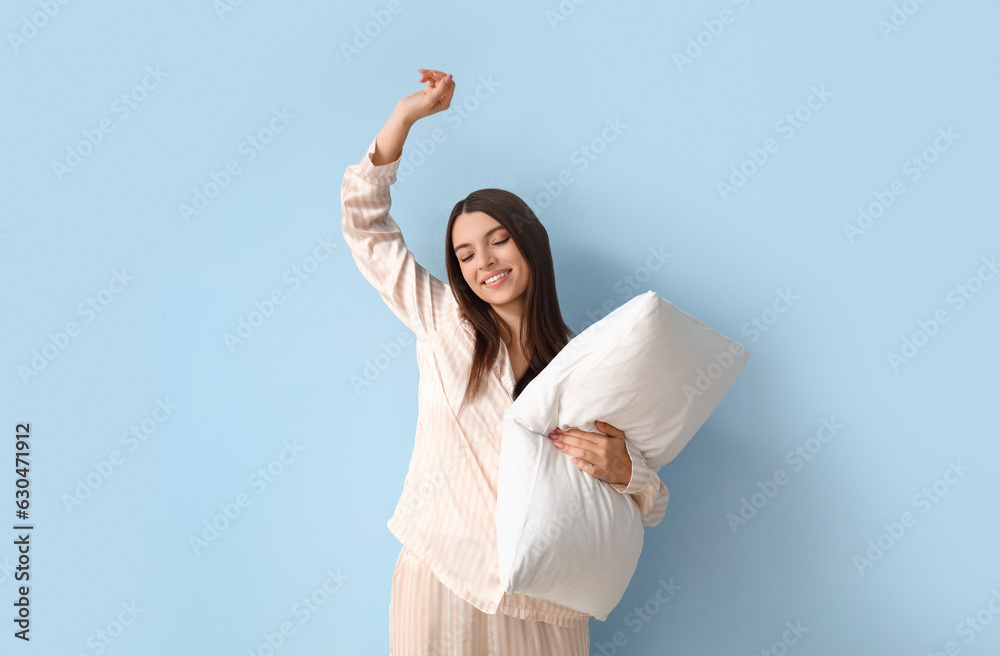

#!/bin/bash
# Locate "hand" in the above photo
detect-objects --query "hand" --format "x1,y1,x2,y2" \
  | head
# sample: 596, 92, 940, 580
394, 69, 455, 126
548, 420, 632, 487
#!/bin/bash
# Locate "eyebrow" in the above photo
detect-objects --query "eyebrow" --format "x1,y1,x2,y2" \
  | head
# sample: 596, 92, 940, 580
453, 226, 506, 252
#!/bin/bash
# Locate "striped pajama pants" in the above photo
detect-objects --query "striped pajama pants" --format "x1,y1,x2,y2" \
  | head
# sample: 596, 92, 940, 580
388, 546, 590, 655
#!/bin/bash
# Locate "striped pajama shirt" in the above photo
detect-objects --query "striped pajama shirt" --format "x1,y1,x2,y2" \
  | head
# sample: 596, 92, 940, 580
341, 134, 670, 655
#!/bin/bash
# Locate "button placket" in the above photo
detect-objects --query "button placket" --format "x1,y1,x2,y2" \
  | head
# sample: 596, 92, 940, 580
463, 317, 514, 397
496, 340, 514, 397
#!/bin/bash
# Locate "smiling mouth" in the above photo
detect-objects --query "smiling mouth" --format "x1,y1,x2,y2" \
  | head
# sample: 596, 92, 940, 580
483, 269, 511, 285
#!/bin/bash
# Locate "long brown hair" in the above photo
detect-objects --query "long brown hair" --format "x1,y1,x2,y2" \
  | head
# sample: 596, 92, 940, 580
444, 189, 574, 412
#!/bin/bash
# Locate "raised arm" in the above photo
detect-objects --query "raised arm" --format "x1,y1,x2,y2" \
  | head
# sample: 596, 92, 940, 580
371, 68, 454, 165
340, 70, 457, 340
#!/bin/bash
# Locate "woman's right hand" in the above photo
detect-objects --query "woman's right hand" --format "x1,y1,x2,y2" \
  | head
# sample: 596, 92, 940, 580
394, 69, 455, 125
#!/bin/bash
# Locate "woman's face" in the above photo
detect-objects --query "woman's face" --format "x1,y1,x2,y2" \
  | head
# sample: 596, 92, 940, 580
452, 211, 530, 309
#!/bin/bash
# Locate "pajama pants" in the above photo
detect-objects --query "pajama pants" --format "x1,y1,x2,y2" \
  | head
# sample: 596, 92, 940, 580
388, 546, 590, 655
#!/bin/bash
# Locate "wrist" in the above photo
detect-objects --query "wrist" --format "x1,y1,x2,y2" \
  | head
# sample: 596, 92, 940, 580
390, 107, 417, 131
621, 460, 632, 486
613, 459, 632, 487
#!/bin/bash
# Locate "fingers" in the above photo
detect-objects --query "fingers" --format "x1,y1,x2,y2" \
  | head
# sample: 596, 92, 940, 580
554, 435, 626, 485
550, 434, 603, 462
595, 420, 625, 438
549, 422, 630, 486
551, 429, 600, 448
439, 75, 455, 102
555, 420, 622, 445
568, 451, 606, 482
417, 69, 450, 84
418, 71, 453, 93
552, 440, 603, 462
430, 76, 452, 99
415, 70, 455, 116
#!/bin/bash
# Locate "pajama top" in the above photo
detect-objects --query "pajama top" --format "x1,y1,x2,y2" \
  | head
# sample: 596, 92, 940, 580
340, 134, 670, 628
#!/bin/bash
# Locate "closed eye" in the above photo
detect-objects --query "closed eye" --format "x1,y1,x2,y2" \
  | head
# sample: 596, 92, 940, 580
460, 237, 509, 263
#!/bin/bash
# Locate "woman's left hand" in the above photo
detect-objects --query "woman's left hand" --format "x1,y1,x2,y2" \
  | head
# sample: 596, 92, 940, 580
548, 420, 632, 486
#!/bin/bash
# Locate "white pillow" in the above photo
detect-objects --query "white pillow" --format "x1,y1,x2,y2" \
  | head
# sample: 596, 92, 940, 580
496, 290, 749, 619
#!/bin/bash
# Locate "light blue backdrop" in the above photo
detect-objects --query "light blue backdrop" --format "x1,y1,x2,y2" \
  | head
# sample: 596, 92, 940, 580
3, 0, 998, 654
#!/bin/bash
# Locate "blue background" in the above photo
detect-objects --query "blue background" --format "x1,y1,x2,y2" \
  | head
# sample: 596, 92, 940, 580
2, 0, 999, 654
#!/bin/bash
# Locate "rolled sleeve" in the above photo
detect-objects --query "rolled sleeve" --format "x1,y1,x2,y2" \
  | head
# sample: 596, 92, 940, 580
609, 439, 670, 527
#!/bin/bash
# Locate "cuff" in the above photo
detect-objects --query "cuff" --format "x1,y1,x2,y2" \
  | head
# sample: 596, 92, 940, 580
608, 439, 651, 496
355, 134, 402, 184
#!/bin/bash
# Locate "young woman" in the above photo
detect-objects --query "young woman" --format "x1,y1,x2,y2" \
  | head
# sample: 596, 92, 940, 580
341, 68, 669, 655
